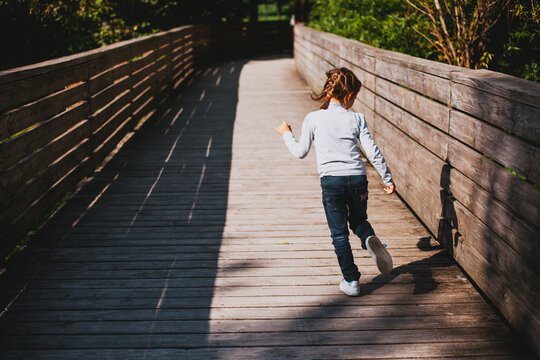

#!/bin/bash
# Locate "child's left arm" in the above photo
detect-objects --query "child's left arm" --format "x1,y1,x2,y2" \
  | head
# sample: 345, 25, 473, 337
357, 115, 394, 192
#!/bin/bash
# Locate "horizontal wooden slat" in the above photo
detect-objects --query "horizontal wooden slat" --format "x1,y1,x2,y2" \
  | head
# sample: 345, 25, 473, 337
1, 102, 90, 192
89, 90, 132, 133
446, 167, 540, 272
1, 121, 90, 224
375, 58, 451, 104
0, 96, 89, 172
2, 155, 93, 259
1, 22, 296, 262
446, 138, 540, 228
90, 75, 131, 114
0, 81, 88, 141
88, 61, 130, 95
449, 109, 539, 183
370, 114, 540, 345
0, 63, 88, 114
375, 95, 448, 160
294, 23, 540, 356
371, 88, 539, 232
451, 82, 540, 145
450, 199, 540, 339
375, 76, 449, 133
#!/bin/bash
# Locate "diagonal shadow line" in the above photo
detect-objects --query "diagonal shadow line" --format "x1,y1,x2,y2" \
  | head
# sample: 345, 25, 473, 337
0, 59, 249, 354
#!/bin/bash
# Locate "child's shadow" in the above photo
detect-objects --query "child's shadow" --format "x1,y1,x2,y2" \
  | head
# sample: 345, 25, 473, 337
361, 236, 450, 295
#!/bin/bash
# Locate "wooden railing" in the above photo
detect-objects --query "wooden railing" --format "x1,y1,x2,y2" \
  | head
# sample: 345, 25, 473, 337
294, 23, 540, 356
0, 21, 292, 260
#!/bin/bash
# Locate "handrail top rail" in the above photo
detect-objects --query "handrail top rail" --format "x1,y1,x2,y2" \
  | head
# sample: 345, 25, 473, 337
296, 23, 540, 108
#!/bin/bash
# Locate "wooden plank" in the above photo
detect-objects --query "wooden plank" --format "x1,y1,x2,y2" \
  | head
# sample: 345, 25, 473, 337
370, 84, 539, 235
88, 61, 130, 95
0, 315, 503, 335
0, 328, 512, 350
447, 196, 540, 311
446, 167, 540, 273
89, 90, 132, 133
0, 80, 89, 140
338, 37, 377, 73
86, 47, 134, 80
1, 121, 90, 225
371, 75, 539, 235
90, 77, 161, 165
296, 24, 459, 80
371, 113, 445, 229
375, 94, 449, 159
449, 109, 539, 184
1, 155, 93, 259
171, 46, 193, 65
89, 74, 131, 114
294, 25, 342, 63
0, 63, 88, 114
340, 58, 376, 92
1, 102, 90, 192
375, 76, 450, 133
447, 138, 540, 228
0, 303, 501, 323
450, 199, 540, 355
6, 292, 485, 310
451, 68, 540, 115
451, 81, 540, 145
0, 99, 89, 174
129, 51, 158, 77
375, 58, 451, 104
90, 106, 134, 163
0, 343, 530, 360
295, 35, 339, 69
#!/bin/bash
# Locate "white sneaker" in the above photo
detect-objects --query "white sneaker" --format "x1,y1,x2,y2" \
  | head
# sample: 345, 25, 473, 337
366, 235, 393, 275
339, 279, 360, 296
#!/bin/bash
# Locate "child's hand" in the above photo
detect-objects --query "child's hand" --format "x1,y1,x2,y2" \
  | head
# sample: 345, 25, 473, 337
384, 183, 395, 195
276, 121, 292, 136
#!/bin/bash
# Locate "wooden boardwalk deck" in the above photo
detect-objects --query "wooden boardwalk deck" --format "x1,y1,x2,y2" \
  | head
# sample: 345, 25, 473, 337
0, 57, 534, 359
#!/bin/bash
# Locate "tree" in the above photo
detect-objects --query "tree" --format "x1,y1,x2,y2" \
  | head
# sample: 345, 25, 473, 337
406, 0, 511, 68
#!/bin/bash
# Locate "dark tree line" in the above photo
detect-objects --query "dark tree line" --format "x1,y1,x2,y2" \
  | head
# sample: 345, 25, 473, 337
0, 0, 295, 70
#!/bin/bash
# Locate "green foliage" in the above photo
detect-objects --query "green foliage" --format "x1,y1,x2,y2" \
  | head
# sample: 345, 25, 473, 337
308, 0, 432, 59
258, 2, 294, 21
307, 0, 539, 82
0, 0, 263, 70
490, 0, 540, 81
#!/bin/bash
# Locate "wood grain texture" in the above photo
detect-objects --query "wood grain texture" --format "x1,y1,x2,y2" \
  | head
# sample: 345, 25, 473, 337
295, 23, 540, 356
0, 57, 534, 359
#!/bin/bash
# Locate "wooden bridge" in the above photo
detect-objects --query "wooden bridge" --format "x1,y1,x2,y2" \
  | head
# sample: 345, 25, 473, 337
0, 23, 538, 359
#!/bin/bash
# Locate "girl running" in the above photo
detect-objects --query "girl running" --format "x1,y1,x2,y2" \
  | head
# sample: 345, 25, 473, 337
276, 67, 395, 296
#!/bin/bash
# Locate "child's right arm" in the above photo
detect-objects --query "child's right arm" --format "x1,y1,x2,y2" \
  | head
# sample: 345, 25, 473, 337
277, 115, 313, 159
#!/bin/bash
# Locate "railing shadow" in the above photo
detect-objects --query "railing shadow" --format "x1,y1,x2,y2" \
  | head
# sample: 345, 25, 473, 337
0, 59, 246, 355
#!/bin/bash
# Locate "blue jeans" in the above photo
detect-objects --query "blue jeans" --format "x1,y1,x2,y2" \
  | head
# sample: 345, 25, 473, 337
320, 175, 376, 282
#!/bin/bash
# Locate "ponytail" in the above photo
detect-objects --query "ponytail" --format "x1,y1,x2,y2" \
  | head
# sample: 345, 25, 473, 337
311, 68, 362, 110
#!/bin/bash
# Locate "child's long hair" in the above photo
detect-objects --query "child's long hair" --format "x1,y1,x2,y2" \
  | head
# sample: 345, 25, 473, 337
311, 68, 362, 110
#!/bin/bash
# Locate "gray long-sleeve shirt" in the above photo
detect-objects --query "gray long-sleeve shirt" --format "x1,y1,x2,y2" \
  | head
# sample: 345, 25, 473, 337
282, 102, 393, 185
